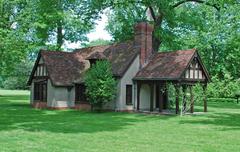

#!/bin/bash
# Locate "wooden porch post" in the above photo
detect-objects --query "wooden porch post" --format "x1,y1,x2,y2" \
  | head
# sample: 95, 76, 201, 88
175, 84, 180, 114
137, 82, 141, 111
159, 84, 163, 112
190, 85, 194, 113
165, 83, 169, 109
182, 85, 187, 112
150, 82, 154, 112
203, 84, 207, 112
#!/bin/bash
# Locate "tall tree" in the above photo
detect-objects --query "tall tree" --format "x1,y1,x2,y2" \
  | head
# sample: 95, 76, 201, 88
28, 0, 98, 49
99, 0, 237, 52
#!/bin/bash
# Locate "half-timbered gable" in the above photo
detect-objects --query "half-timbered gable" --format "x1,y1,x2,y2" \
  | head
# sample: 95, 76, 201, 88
34, 61, 48, 77
183, 56, 206, 80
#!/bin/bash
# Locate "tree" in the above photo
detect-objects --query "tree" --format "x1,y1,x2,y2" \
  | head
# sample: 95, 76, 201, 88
2, 60, 34, 90
0, 0, 99, 83
82, 39, 111, 47
0, 0, 32, 77
84, 60, 117, 111
103, 0, 239, 78
26, 0, 99, 50
99, 0, 238, 51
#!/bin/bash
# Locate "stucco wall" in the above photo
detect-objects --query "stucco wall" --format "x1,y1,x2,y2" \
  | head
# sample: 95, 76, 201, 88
138, 83, 157, 110
118, 55, 140, 111
47, 79, 75, 108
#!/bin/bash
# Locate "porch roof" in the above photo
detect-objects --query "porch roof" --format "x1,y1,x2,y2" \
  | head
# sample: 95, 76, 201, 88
134, 49, 202, 81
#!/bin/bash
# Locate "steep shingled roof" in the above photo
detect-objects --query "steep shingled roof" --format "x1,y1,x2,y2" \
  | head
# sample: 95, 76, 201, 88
28, 41, 140, 86
134, 49, 197, 80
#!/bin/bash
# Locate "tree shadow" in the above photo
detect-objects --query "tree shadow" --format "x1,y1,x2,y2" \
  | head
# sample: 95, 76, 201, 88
0, 94, 175, 134
180, 102, 240, 131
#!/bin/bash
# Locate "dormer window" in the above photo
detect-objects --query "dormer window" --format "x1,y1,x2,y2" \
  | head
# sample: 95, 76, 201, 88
86, 52, 107, 67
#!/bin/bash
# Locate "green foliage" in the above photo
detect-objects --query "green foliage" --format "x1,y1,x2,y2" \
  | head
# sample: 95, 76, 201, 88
106, 3, 146, 42
207, 76, 240, 98
2, 60, 33, 90
208, 98, 236, 103
104, 1, 239, 79
85, 60, 117, 110
82, 39, 111, 47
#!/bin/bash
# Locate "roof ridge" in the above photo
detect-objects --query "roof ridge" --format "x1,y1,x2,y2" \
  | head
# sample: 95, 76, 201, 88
40, 50, 73, 54
74, 40, 134, 52
157, 48, 196, 54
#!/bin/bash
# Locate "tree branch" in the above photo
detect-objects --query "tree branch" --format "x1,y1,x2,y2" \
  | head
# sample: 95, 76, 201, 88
172, 0, 220, 11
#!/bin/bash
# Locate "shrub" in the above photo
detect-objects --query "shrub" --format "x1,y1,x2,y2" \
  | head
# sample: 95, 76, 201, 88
84, 60, 117, 111
207, 76, 240, 98
2, 60, 33, 90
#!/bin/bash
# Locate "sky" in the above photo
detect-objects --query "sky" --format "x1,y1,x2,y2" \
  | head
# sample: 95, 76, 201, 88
65, 13, 112, 49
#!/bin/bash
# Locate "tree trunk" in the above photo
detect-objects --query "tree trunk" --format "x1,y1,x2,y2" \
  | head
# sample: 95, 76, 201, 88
152, 15, 163, 52
57, 21, 63, 50
152, 32, 161, 52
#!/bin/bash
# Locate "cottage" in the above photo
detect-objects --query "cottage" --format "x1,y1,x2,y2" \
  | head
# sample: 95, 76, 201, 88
27, 22, 210, 113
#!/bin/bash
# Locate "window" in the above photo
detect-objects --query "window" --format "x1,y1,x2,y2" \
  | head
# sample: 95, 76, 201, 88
34, 81, 47, 102
126, 85, 133, 105
75, 84, 87, 103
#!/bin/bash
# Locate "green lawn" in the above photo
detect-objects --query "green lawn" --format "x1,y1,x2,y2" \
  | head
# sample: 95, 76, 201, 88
0, 90, 240, 152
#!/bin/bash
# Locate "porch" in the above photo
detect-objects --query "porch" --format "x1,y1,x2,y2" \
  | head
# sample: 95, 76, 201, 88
135, 80, 207, 114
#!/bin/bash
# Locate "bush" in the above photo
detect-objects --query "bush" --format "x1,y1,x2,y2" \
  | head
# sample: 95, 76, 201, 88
208, 98, 236, 103
85, 60, 117, 111
2, 60, 33, 90
207, 75, 240, 98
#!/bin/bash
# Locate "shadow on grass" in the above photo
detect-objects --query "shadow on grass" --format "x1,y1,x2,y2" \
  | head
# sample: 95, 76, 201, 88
0, 94, 174, 134
180, 102, 240, 131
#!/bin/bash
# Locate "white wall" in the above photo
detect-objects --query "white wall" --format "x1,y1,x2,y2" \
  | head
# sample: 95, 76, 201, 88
47, 79, 75, 108
137, 83, 157, 111
118, 55, 140, 111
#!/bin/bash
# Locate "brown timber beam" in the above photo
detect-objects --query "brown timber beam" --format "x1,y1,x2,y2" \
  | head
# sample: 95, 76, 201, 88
175, 84, 180, 114
182, 85, 187, 112
150, 82, 154, 112
203, 84, 207, 112
137, 82, 141, 111
190, 85, 194, 113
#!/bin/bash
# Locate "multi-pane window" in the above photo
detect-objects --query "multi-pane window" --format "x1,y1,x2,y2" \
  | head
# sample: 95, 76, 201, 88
34, 81, 47, 102
126, 85, 133, 105
75, 84, 87, 103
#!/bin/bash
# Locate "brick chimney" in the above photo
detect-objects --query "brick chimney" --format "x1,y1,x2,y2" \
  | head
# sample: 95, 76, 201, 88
134, 22, 154, 68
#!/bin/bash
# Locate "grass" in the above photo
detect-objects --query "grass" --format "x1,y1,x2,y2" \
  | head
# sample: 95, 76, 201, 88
0, 90, 240, 152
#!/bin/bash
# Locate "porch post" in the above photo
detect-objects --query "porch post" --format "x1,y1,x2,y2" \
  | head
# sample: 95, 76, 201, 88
203, 84, 207, 112
182, 85, 187, 112
175, 84, 180, 114
165, 82, 169, 109
150, 82, 154, 112
190, 85, 194, 113
137, 82, 141, 111
159, 84, 163, 112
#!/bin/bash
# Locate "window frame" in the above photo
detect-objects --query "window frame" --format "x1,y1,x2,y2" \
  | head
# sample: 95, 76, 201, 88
126, 84, 133, 105
75, 84, 88, 103
34, 80, 47, 102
